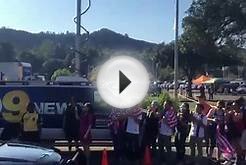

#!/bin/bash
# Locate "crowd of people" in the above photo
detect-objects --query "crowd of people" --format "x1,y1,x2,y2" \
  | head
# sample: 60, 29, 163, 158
108, 96, 246, 165
0, 94, 245, 165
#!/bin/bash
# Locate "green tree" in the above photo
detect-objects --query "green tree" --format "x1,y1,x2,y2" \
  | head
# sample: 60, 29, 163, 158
156, 43, 174, 68
64, 52, 75, 68
42, 59, 65, 79
0, 42, 16, 62
18, 51, 44, 73
34, 40, 56, 60
186, 0, 246, 47
53, 44, 67, 59
76, 47, 105, 76
158, 66, 174, 81
179, 0, 244, 97
179, 30, 214, 97
141, 43, 183, 81
51, 68, 72, 80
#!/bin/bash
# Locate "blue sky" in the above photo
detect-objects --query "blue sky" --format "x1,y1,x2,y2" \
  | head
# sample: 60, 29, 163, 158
0, 0, 192, 43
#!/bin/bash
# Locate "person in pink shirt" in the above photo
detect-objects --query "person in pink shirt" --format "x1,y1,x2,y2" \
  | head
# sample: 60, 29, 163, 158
197, 96, 212, 115
79, 102, 94, 165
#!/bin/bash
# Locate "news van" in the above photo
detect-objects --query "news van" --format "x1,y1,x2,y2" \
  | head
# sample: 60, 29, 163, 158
0, 82, 109, 141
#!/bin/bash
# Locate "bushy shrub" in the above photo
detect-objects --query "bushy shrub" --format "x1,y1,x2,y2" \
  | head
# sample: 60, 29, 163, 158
51, 68, 71, 80
141, 92, 179, 111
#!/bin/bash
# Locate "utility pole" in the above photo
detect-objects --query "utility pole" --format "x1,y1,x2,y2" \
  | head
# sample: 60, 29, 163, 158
174, 0, 179, 99
75, 0, 81, 75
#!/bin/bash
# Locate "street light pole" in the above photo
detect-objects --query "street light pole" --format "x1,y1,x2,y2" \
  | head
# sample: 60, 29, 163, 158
174, 0, 179, 99
75, 0, 81, 75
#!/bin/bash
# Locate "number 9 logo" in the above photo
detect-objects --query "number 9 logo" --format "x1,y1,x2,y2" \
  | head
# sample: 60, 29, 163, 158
2, 90, 30, 123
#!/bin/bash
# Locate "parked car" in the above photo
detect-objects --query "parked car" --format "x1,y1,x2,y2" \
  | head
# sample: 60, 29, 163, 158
218, 83, 240, 94
236, 84, 246, 94
0, 141, 63, 164
230, 80, 245, 86
191, 84, 199, 90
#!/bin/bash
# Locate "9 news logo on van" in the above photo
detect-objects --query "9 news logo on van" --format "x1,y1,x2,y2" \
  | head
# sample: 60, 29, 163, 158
0, 86, 94, 127
0, 90, 30, 123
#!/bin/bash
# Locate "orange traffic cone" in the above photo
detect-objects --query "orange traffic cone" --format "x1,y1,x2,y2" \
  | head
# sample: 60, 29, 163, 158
101, 148, 109, 165
143, 146, 153, 165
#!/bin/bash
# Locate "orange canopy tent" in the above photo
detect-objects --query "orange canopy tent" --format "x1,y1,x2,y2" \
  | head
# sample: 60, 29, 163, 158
192, 75, 211, 85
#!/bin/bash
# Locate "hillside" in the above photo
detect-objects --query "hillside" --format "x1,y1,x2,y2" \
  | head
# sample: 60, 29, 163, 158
86, 28, 155, 51
0, 27, 156, 52
0, 27, 157, 78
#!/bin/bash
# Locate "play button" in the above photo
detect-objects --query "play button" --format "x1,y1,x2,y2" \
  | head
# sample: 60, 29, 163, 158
96, 56, 150, 109
119, 71, 131, 94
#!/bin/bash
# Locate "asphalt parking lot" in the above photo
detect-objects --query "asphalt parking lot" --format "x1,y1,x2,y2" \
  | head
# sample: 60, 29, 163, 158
58, 146, 219, 165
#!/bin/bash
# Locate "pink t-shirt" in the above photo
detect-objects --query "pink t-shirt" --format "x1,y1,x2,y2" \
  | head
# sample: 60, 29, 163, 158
201, 102, 211, 115
80, 113, 93, 143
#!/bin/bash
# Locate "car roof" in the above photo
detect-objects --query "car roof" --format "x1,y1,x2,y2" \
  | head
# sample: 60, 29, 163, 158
0, 142, 61, 163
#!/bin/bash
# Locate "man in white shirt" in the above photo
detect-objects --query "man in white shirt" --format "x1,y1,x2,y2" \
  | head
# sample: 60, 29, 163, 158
126, 115, 142, 134
125, 106, 143, 162
158, 100, 177, 162
190, 103, 208, 158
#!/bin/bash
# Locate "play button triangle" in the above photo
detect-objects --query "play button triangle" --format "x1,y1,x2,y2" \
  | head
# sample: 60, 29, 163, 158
119, 70, 131, 94
96, 56, 150, 108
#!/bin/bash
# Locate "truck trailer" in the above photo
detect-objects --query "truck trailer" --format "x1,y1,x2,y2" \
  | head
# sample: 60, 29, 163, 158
0, 62, 32, 81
